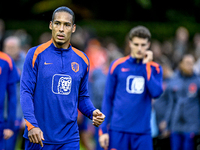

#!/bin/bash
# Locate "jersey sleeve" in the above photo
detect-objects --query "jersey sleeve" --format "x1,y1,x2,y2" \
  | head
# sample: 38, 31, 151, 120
6, 59, 19, 130
99, 62, 117, 134
8, 58, 20, 84
20, 47, 39, 131
78, 57, 96, 120
145, 62, 163, 98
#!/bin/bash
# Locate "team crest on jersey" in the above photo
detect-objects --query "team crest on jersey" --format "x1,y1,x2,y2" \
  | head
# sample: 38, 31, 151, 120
188, 83, 197, 94
126, 75, 145, 94
52, 74, 72, 95
71, 62, 79, 73
188, 83, 197, 97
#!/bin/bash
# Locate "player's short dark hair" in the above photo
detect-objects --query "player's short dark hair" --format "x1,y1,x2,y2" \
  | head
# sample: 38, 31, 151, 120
52, 6, 75, 24
129, 26, 151, 41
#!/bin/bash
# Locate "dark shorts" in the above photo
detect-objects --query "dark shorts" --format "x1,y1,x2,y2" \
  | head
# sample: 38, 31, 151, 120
109, 130, 153, 150
25, 139, 80, 150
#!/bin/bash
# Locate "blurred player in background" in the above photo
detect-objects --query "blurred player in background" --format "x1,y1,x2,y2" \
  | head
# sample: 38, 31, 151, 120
0, 51, 19, 149
99, 26, 163, 150
164, 54, 200, 150
3, 36, 26, 150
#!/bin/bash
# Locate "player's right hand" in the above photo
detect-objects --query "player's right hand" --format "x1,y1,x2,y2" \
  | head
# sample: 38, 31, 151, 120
28, 127, 45, 147
143, 50, 153, 64
99, 133, 109, 150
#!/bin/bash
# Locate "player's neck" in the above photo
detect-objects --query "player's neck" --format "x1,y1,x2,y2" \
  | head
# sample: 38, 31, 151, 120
130, 54, 142, 63
136, 59, 142, 63
52, 40, 70, 49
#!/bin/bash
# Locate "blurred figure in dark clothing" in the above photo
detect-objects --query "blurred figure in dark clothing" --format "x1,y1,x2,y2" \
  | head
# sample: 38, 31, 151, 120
153, 60, 174, 150
39, 32, 52, 44
0, 19, 5, 51
151, 40, 172, 68
103, 37, 123, 64
13, 29, 32, 54
172, 27, 189, 69
193, 33, 200, 75
164, 54, 200, 150
162, 41, 174, 63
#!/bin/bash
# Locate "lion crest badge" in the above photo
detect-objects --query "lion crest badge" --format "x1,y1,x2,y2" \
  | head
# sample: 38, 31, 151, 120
52, 74, 72, 95
71, 62, 79, 73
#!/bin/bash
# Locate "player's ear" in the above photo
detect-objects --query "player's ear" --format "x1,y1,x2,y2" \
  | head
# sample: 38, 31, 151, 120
147, 41, 151, 49
49, 21, 52, 30
72, 24, 76, 33
129, 39, 133, 48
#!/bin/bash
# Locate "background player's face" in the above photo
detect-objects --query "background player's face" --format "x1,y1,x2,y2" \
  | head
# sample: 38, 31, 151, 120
3, 38, 20, 60
129, 37, 150, 59
49, 11, 76, 49
180, 55, 195, 76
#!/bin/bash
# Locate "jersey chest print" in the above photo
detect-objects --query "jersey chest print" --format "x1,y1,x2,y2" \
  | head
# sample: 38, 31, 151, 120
50, 62, 80, 95
126, 75, 145, 94
52, 74, 72, 95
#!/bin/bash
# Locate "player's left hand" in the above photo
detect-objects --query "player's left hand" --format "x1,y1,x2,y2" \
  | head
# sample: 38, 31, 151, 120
143, 50, 153, 64
3, 129, 14, 140
92, 109, 105, 127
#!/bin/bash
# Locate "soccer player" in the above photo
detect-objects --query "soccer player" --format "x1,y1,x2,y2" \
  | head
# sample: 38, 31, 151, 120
3, 36, 26, 150
164, 54, 200, 150
99, 26, 163, 150
20, 6, 105, 149
0, 51, 19, 148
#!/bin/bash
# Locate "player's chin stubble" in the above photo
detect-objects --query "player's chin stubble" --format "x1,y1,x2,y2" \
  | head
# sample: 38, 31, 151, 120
57, 42, 64, 46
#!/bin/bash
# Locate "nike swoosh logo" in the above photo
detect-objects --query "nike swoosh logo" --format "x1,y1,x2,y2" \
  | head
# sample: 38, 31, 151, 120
121, 68, 130, 72
44, 62, 53, 65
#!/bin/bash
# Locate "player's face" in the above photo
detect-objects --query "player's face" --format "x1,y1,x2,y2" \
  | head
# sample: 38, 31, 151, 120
4, 39, 20, 60
180, 55, 194, 76
49, 11, 76, 49
129, 37, 150, 59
